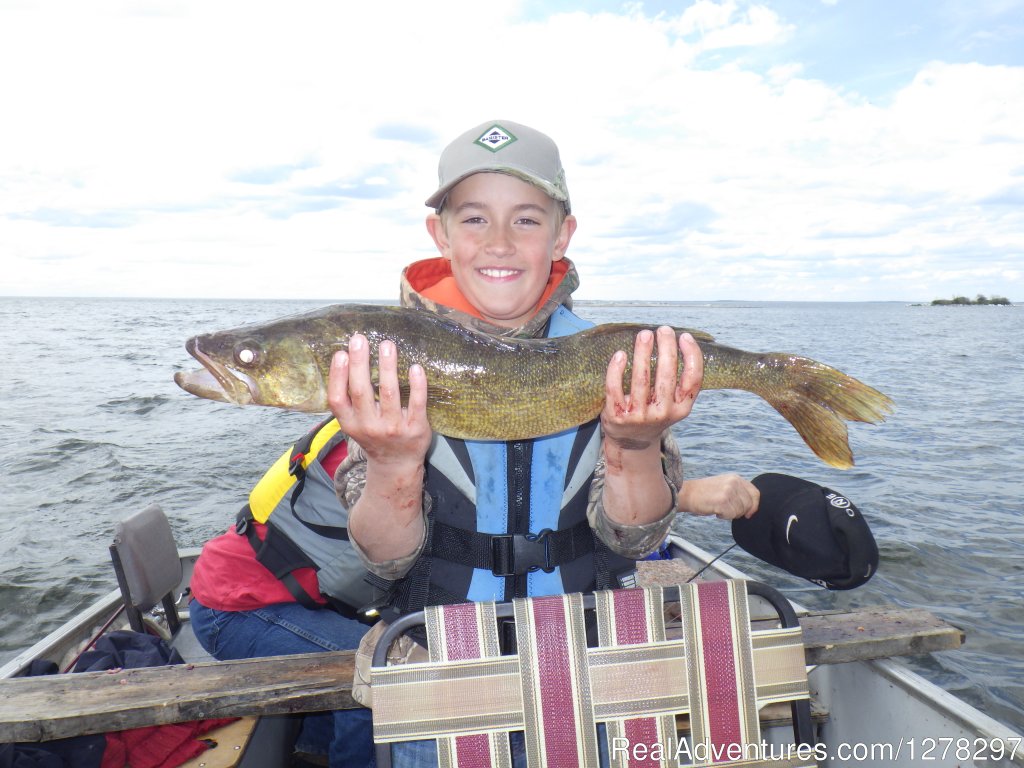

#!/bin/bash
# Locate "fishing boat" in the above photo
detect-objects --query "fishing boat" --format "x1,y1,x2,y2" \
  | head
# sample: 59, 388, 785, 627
2, 510, 1022, 768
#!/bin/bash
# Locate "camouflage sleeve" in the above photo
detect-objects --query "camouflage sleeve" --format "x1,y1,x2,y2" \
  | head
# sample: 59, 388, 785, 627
333, 439, 431, 580
587, 432, 683, 559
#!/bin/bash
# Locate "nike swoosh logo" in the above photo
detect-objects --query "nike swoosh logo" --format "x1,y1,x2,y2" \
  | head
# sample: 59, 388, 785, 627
786, 515, 799, 544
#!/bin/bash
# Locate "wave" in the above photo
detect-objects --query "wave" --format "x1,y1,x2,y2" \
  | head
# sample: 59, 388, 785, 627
99, 394, 173, 416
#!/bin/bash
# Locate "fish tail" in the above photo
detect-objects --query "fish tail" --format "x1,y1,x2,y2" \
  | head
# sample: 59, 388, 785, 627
749, 354, 894, 469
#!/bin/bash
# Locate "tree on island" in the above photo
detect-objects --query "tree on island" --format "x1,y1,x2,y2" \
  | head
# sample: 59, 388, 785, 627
931, 294, 1011, 305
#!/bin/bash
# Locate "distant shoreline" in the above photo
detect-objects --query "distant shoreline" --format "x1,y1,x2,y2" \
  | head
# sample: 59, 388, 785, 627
0, 296, 1016, 307
928, 295, 1012, 306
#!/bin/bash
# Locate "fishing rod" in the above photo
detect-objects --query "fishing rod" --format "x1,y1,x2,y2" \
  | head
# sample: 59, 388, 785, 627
686, 542, 737, 582
62, 603, 126, 673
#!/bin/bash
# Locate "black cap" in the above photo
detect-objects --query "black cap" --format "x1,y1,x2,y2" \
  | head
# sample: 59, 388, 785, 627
732, 473, 879, 590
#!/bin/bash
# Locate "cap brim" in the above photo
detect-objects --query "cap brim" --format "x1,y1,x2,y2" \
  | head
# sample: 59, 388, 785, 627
425, 167, 570, 210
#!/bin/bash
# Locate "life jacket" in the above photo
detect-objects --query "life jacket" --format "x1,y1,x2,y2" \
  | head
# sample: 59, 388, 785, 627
385, 306, 637, 619
235, 418, 382, 621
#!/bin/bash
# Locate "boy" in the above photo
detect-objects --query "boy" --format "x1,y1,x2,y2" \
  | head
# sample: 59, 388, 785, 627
331, 120, 700, 592
327, 120, 757, 765
190, 120, 757, 768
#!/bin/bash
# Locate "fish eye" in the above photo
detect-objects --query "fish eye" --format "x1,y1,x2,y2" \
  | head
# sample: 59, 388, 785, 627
233, 341, 261, 367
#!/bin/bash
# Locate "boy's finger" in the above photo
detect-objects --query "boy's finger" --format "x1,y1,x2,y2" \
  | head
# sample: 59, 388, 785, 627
745, 485, 761, 519
405, 363, 429, 425
345, 334, 376, 409
376, 340, 400, 414
653, 326, 678, 406
629, 329, 654, 409
604, 349, 628, 410
676, 332, 704, 402
327, 349, 352, 418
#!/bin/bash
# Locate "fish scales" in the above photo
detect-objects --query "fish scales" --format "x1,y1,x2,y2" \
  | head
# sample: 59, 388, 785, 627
174, 304, 893, 469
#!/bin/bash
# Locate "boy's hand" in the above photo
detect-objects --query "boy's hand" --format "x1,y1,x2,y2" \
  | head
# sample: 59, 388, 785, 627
678, 474, 759, 520
328, 334, 431, 564
601, 326, 703, 448
327, 334, 432, 467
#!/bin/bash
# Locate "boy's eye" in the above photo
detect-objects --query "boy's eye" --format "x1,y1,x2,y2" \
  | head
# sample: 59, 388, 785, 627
462, 216, 486, 224
515, 217, 541, 226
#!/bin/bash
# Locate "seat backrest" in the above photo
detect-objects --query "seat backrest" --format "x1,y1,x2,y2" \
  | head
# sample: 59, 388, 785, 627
371, 579, 815, 768
109, 504, 183, 635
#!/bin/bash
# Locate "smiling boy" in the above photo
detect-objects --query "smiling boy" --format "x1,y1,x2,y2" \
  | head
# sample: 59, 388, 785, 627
327, 120, 753, 765
330, 120, 706, 584
426, 170, 574, 327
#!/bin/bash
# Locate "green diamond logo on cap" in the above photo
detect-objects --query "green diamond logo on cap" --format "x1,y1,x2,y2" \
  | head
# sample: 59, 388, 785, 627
474, 124, 518, 153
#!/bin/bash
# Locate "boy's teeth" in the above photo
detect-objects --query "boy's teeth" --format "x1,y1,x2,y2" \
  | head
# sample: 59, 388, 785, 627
481, 268, 517, 278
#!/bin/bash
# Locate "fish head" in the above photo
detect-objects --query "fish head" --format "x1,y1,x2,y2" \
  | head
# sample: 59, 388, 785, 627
174, 326, 328, 412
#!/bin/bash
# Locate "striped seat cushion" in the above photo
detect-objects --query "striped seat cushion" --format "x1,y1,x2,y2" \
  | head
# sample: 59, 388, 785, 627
371, 581, 812, 768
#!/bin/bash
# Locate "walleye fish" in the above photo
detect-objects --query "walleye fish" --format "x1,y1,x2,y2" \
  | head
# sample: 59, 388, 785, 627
174, 304, 893, 468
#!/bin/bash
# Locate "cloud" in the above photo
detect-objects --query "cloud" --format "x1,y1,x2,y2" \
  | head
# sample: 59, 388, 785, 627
9, 209, 138, 229
979, 186, 1024, 206
605, 201, 719, 240
0, 1, 1022, 301
227, 162, 316, 185
373, 123, 439, 144
673, 1, 793, 50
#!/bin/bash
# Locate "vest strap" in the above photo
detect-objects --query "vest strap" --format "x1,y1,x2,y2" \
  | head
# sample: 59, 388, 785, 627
287, 416, 337, 513
235, 505, 321, 610
429, 519, 596, 577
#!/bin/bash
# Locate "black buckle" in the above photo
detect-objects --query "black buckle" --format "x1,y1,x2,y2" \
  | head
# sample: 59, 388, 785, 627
491, 529, 555, 577
497, 617, 518, 654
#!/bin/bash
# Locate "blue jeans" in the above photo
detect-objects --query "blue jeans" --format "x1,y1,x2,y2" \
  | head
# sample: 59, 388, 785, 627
386, 727, 609, 767
189, 598, 374, 767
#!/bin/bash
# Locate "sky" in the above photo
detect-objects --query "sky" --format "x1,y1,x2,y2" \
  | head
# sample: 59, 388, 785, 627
1, 0, 1022, 302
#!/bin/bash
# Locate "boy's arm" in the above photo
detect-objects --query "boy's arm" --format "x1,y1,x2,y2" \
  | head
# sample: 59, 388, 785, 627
588, 436, 760, 558
594, 327, 703, 557
587, 431, 681, 558
334, 440, 430, 579
327, 337, 432, 575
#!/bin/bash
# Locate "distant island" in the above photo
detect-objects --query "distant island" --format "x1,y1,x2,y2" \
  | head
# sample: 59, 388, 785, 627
931, 294, 1011, 306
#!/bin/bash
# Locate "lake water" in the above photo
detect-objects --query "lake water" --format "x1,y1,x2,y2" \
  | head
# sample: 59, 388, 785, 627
1, 297, 1021, 731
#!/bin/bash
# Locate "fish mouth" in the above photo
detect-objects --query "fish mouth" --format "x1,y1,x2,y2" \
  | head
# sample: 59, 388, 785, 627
174, 336, 257, 406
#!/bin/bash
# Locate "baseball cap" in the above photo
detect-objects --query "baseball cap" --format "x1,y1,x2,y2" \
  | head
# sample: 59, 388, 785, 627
732, 473, 879, 590
425, 120, 571, 213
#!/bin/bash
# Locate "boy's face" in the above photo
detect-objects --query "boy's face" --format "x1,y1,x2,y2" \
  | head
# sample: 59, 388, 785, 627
426, 172, 576, 328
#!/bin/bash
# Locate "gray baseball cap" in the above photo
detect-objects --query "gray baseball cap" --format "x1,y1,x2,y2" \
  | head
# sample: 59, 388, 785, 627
425, 120, 571, 213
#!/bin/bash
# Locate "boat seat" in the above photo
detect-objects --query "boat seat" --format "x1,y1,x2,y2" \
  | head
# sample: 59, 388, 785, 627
109, 504, 219, 666
109, 504, 217, 662
371, 580, 816, 768
110, 505, 292, 767
110, 503, 185, 638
